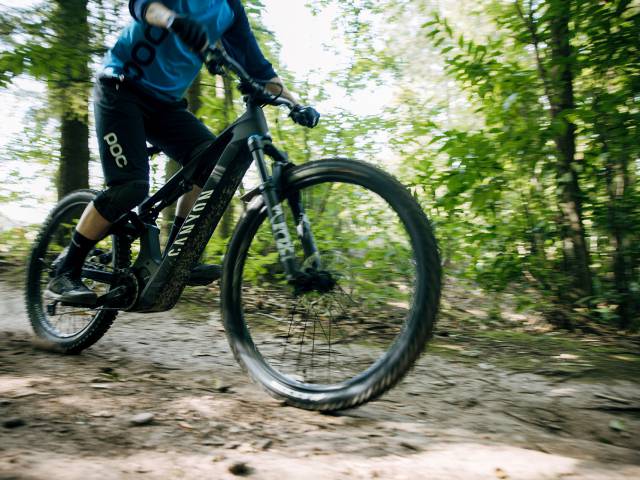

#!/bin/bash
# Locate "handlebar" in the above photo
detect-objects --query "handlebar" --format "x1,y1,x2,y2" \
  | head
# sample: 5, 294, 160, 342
203, 46, 295, 110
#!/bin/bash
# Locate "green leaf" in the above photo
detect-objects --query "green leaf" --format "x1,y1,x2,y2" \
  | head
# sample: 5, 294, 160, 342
609, 420, 626, 432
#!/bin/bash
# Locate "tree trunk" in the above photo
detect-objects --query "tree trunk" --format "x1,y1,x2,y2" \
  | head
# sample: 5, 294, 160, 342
222, 73, 235, 125
218, 74, 236, 239
595, 101, 637, 329
547, 0, 592, 304
162, 73, 202, 240
53, 0, 90, 199
187, 71, 202, 114
605, 154, 635, 328
162, 159, 180, 242
58, 116, 90, 198
516, 0, 593, 315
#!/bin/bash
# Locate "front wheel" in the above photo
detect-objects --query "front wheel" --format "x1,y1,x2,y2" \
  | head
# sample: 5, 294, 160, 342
222, 158, 441, 411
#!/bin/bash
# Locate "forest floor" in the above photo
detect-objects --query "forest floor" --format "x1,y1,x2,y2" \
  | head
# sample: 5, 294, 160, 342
0, 277, 639, 480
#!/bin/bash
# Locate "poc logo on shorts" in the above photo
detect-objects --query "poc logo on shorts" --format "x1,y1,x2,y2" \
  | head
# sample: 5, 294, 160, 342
103, 132, 128, 168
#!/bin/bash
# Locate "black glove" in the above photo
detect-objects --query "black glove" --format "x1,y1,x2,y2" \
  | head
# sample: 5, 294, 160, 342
289, 105, 320, 128
170, 16, 209, 53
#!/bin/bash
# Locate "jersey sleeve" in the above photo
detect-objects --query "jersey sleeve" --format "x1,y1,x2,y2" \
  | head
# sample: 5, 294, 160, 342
221, 0, 277, 82
128, 0, 154, 22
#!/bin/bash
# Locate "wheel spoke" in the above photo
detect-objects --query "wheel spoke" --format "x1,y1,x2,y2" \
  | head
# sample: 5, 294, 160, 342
229, 163, 440, 410
27, 194, 131, 344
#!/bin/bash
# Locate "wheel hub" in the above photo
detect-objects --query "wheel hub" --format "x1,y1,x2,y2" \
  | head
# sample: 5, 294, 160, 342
291, 269, 337, 295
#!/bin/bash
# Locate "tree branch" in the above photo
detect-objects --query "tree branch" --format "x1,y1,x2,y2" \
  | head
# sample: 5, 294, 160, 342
514, 0, 555, 111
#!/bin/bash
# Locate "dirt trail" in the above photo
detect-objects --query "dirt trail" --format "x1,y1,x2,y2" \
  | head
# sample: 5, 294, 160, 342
1, 281, 639, 480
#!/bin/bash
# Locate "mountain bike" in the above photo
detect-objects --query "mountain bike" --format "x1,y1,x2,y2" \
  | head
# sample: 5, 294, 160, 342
25, 46, 442, 411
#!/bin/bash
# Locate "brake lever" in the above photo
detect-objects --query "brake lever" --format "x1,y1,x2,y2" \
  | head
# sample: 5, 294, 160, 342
204, 47, 293, 108
208, 62, 225, 76
202, 48, 223, 76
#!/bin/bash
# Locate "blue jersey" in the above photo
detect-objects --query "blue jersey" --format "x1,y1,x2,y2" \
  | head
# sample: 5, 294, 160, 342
101, 0, 276, 101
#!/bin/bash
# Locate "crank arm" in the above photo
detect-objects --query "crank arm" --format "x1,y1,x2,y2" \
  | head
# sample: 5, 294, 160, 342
81, 267, 115, 285
95, 285, 129, 307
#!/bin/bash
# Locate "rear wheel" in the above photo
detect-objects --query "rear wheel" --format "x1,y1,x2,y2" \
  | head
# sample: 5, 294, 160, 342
25, 190, 130, 353
222, 159, 441, 411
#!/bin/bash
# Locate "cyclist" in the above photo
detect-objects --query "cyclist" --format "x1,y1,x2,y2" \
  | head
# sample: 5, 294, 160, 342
46, 0, 320, 306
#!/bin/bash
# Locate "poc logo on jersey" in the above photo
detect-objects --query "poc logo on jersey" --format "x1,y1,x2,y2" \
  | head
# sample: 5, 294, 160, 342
103, 132, 128, 168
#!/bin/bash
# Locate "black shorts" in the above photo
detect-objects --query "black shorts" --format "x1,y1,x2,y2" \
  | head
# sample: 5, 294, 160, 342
94, 76, 215, 187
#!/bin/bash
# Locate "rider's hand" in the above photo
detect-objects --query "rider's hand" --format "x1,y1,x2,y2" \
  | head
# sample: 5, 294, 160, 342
289, 105, 320, 128
169, 16, 209, 53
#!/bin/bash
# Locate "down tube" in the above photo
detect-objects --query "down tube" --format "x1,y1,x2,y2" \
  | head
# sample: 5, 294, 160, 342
136, 141, 253, 312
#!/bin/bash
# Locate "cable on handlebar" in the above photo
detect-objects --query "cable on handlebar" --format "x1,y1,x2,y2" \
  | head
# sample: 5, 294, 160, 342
263, 81, 284, 101
202, 45, 294, 110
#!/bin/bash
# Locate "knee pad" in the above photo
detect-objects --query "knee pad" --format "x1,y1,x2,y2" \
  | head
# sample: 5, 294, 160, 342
93, 180, 149, 222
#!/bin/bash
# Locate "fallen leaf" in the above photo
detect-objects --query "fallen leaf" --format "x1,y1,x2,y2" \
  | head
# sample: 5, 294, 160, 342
495, 467, 509, 479
609, 419, 626, 432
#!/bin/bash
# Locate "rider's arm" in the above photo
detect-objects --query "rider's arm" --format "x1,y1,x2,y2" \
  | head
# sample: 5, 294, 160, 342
264, 77, 298, 105
221, 0, 298, 105
129, 1, 173, 27
129, 1, 157, 22
129, 1, 300, 105
135, 2, 208, 53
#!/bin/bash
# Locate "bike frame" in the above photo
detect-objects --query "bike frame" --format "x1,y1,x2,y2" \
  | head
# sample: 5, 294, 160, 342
97, 96, 317, 313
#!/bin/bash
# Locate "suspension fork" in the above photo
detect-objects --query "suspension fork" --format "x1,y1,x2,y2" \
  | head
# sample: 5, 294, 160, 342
287, 189, 321, 270
247, 135, 321, 280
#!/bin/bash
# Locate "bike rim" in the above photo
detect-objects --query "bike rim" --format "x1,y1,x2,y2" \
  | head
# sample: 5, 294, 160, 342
237, 178, 420, 389
33, 201, 115, 339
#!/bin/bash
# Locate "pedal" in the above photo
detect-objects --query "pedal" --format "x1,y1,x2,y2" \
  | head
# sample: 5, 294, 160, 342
97, 251, 113, 265
46, 301, 58, 316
